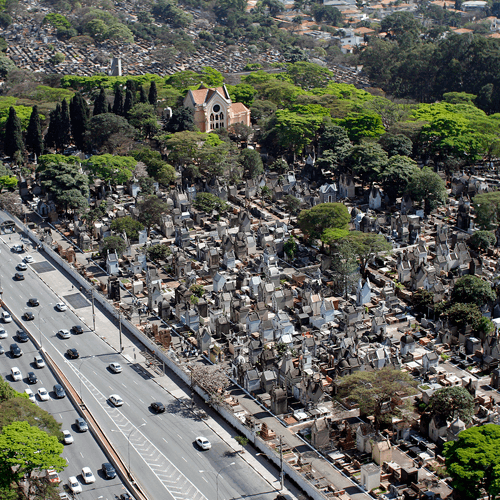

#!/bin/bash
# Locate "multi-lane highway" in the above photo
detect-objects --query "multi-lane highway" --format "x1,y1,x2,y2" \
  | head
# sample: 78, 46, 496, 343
0, 229, 281, 500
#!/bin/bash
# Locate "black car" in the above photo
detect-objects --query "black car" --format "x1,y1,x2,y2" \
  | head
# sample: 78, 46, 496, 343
27, 372, 37, 384
14, 272, 25, 280
71, 325, 84, 335
120, 494, 132, 500
53, 384, 66, 398
101, 463, 116, 479
23, 312, 34, 321
28, 298, 39, 306
151, 402, 166, 413
66, 348, 79, 359
10, 343, 22, 357
17, 330, 29, 343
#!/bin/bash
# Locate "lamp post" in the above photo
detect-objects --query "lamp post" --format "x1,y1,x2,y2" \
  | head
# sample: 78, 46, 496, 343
78, 355, 95, 405
128, 423, 146, 479
199, 462, 235, 500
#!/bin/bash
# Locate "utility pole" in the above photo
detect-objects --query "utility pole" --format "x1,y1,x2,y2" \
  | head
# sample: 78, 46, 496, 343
118, 309, 123, 352
279, 435, 284, 491
91, 288, 96, 332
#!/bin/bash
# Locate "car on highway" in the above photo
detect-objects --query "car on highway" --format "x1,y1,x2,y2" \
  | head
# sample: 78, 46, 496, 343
11, 367, 22, 381
28, 298, 39, 306
55, 302, 67, 312
109, 362, 122, 373
37, 388, 49, 401
81, 467, 95, 484
17, 330, 29, 342
1, 311, 12, 322
62, 430, 74, 445
71, 325, 84, 335
59, 494, 70, 500
14, 272, 25, 280
12, 244, 23, 253
16, 262, 27, 271
0, 328, 7, 339
101, 463, 116, 479
24, 255, 34, 264
151, 402, 166, 413
34, 355, 45, 368
53, 384, 66, 398
27, 372, 37, 384
10, 343, 22, 357
120, 494, 132, 500
0, 345, 4, 355
66, 348, 79, 359
75, 417, 88, 432
109, 394, 123, 407
67, 476, 82, 494
57, 329, 71, 339
46, 469, 60, 484
22, 312, 34, 321
195, 436, 211, 450
25, 388, 36, 403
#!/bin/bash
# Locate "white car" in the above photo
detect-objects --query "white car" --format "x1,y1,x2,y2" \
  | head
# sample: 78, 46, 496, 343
16, 262, 27, 271
37, 388, 49, 401
57, 329, 71, 339
25, 388, 36, 403
109, 394, 123, 407
0, 328, 7, 339
46, 469, 61, 484
68, 476, 82, 494
11, 367, 22, 381
55, 302, 67, 312
34, 355, 45, 368
62, 430, 74, 445
109, 362, 122, 373
81, 467, 95, 484
1, 311, 12, 322
12, 244, 23, 253
23, 255, 34, 263
195, 436, 212, 450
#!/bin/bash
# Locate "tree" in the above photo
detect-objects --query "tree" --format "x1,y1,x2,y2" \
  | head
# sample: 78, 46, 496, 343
145, 243, 171, 262
193, 192, 228, 213
379, 133, 413, 157
347, 142, 388, 187
137, 195, 169, 236
440, 302, 483, 331
59, 98, 71, 150
239, 148, 263, 179
406, 167, 447, 215
298, 203, 350, 241
84, 154, 136, 185
412, 288, 434, 315
102, 235, 126, 257
338, 112, 385, 143
379, 155, 419, 201
284, 235, 297, 259
468, 230, 496, 252
347, 231, 392, 277
69, 92, 89, 151
110, 216, 144, 241
113, 86, 124, 116
190, 284, 205, 298
0, 375, 19, 403
148, 81, 158, 106
190, 365, 230, 406
274, 110, 323, 155
127, 103, 159, 138
428, 386, 474, 424
89, 113, 135, 153
329, 239, 359, 299
283, 194, 301, 216
473, 191, 500, 230
318, 124, 352, 163
451, 275, 496, 307
443, 424, 500, 500
163, 107, 195, 133
0, 421, 66, 489
380, 11, 422, 43
0, 176, 17, 192
93, 88, 107, 116
0, 192, 23, 217
4, 106, 24, 160
25, 105, 43, 157
337, 368, 418, 429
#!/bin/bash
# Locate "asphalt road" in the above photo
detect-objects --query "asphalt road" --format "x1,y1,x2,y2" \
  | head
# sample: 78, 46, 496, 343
0, 309, 130, 500
0, 231, 281, 500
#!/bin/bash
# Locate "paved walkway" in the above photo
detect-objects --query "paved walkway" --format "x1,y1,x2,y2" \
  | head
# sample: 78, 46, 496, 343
11, 227, 303, 500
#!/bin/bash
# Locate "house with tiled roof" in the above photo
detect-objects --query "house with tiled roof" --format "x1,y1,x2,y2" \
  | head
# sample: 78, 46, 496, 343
183, 84, 251, 133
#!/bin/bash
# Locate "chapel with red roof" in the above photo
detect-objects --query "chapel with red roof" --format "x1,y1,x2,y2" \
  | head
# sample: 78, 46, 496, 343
183, 84, 251, 133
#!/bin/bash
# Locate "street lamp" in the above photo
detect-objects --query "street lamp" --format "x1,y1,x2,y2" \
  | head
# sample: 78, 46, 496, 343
128, 423, 146, 479
199, 462, 235, 500
77, 355, 95, 405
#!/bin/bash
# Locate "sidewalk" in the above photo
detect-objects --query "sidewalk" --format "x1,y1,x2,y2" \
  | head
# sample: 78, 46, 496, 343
11, 229, 302, 499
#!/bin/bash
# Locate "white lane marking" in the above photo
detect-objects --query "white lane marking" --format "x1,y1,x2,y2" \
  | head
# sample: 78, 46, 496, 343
163, 438, 168, 444
133, 380, 138, 385
138, 398, 144, 403
142, 418, 147, 423
125, 401, 130, 406
122, 383, 127, 388
177, 434, 183, 440
182, 457, 187, 462
80, 452, 84, 458
202, 477, 208, 483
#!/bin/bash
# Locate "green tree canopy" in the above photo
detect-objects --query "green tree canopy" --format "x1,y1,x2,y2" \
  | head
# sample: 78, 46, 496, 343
298, 202, 350, 241
346, 231, 392, 277
110, 216, 144, 241
337, 112, 385, 143
428, 386, 475, 424
137, 195, 169, 236
84, 154, 136, 185
379, 155, 419, 201
467, 230, 496, 253
347, 142, 388, 187
451, 275, 496, 307
145, 243, 171, 262
193, 192, 229, 213
102, 235, 126, 257
406, 166, 447, 214
239, 148, 263, 179
473, 191, 500, 230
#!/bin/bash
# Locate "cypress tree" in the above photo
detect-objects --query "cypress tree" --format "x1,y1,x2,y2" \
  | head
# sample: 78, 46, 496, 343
148, 81, 157, 106
93, 88, 107, 116
124, 88, 134, 118
108, 103, 112, 113
139, 85, 147, 104
113, 86, 124, 116
125, 79, 136, 94
44, 104, 60, 150
4, 106, 24, 159
26, 104, 43, 157
59, 98, 71, 149
69, 92, 89, 151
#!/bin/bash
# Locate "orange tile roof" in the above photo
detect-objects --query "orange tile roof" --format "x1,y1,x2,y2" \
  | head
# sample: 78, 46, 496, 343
231, 102, 249, 113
